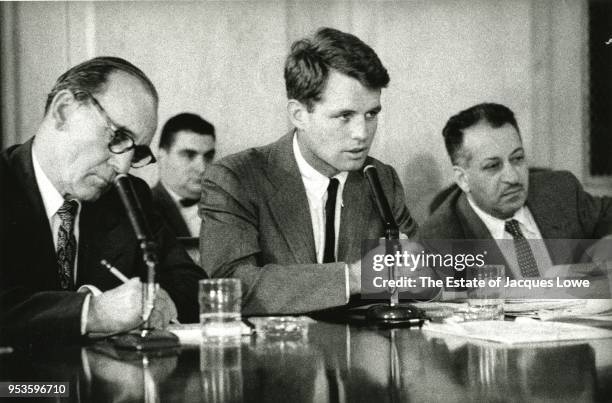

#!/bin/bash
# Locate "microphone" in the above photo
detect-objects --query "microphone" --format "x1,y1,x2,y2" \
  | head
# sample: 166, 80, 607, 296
114, 174, 152, 241
114, 174, 157, 322
363, 166, 426, 323
111, 175, 180, 350
363, 165, 399, 236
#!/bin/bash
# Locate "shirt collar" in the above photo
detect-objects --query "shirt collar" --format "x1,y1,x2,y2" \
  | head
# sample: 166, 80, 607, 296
32, 149, 76, 219
293, 132, 348, 198
162, 181, 198, 210
467, 195, 532, 239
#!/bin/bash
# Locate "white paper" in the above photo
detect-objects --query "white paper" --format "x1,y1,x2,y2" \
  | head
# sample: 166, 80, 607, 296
423, 319, 612, 345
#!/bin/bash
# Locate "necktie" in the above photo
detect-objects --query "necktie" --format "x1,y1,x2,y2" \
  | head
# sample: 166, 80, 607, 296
180, 198, 199, 208
504, 219, 540, 277
323, 178, 340, 263
57, 200, 78, 289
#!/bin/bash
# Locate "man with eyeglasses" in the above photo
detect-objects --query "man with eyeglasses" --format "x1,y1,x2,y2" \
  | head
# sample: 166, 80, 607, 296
0, 57, 205, 345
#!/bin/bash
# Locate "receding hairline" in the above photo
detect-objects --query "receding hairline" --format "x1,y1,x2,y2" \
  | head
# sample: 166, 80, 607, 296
455, 120, 521, 167
97, 70, 158, 104
44, 63, 158, 117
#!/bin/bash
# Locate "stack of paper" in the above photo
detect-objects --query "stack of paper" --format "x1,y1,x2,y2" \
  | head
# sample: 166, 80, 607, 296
423, 319, 612, 345
504, 299, 612, 320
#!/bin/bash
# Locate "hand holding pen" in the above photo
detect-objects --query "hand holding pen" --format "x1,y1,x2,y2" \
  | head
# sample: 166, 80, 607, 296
100, 260, 180, 326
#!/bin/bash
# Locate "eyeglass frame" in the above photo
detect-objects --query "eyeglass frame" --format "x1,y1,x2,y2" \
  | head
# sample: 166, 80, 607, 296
74, 90, 156, 168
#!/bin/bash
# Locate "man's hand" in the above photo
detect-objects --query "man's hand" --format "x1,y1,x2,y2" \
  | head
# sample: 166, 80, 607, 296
86, 279, 179, 334
148, 288, 179, 328
86, 278, 144, 334
583, 236, 612, 266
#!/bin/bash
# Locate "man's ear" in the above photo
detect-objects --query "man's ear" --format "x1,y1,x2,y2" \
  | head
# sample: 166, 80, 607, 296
287, 99, 309, 130
453, 165, 470, 194
48, 90, 78, 131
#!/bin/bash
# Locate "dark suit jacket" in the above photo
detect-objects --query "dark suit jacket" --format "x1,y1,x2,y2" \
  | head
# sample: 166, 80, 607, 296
0, 140, 205, 345
418, 170, 612, 271
152, 182, 191, 237
199, 133, 417, 315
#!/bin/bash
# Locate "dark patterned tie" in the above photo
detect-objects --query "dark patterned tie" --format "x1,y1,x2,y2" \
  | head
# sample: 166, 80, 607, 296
323, 178, 340, 263
57, 200, 78, 290
504, 219, 540, 278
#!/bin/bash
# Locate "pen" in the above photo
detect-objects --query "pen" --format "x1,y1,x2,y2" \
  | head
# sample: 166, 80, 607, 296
100, 259, 130, 283
99, 259, 180, 325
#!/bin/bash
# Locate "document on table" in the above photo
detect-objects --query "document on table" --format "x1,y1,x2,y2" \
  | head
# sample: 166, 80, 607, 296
422, 319, 612, 345
504, 299, 612, 320
167, 322, 253, 345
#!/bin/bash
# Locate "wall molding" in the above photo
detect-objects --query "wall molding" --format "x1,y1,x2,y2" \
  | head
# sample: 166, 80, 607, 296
1, 2, 19, 147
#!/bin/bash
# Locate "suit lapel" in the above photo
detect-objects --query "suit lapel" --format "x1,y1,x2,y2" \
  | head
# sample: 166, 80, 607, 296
77, 194, 127, 286
12, 139, 53, 240
11, 139, 60, 287
457, 193, 514, 278
525, 176, 574, 265
153, 183, 191, 237
266, 133, 317, 264
457, 193, 492, 239
525, 178, 569, 239
337, 171, 369, 262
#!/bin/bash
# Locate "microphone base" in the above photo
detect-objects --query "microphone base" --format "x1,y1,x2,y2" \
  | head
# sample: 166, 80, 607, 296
366, 304, 426, 327
111, 328, 180, 351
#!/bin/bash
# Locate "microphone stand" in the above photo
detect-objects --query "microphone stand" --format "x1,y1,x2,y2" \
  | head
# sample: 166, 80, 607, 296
365, 235, 422, 324
111, 175, 179, 351
364, 166, 425, 325
388, 329, 402, 403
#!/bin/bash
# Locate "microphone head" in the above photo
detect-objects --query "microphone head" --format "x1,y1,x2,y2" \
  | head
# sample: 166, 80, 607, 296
362, 163, 399, 233
363, 164, 376, 174
114, 173, 129, 185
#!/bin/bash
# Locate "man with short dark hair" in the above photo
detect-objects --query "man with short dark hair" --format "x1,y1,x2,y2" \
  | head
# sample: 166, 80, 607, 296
200, 27, 417, 314
153, 113, 216, 237
0, 57, 204, 345
419, 103, 612, 278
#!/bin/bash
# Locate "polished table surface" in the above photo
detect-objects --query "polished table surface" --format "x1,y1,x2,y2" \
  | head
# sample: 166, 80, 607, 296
1, 319, 611, 402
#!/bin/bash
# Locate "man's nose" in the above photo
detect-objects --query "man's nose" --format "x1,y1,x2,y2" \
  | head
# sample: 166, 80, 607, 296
108, 151, 134, 175
501, 162, 520, 183
349, 117, 369, 141
193, 155, 208, 173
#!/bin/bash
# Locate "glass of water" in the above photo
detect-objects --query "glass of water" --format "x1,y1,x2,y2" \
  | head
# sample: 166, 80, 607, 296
199, 279, 242, 339
466, 265, 505, 320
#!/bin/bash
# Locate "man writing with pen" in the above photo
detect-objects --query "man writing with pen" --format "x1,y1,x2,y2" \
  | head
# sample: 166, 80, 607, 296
0, 57, 205, 345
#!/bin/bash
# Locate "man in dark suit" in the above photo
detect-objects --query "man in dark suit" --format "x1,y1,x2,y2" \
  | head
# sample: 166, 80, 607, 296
153, 113, 216, 237
419, 103, 612, 279
199, 28, 418, 314
0, 57, 204, 345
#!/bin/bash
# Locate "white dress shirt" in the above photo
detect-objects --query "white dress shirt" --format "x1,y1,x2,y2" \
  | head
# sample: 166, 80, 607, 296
162, 182, 201, 237
467, 197, 553, 278
293, 135, 348, 263
293, 134, 351, 300
32, 150, 91, 334
32, 152, 82, 262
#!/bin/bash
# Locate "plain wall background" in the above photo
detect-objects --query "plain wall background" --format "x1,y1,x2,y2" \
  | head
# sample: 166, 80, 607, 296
1, 0, 606, 224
